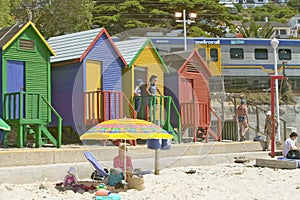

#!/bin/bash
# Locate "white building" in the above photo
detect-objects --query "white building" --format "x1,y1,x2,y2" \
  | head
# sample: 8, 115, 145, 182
288, 14, 300, 30
220, 0, 269, 9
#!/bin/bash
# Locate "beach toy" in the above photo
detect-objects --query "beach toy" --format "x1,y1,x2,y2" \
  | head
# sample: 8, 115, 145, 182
95, 193, 121, 200
95, 189, 110, 196
97, 183, 107, 190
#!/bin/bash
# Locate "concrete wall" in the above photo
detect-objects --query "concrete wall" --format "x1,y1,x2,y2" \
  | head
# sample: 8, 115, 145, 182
211, 96, 300, 142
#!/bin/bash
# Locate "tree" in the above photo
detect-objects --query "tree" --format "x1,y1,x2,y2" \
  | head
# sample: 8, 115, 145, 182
237, 19, 274, 38
248, 4, 297, 24
35, 0, 94, 38
93, 0, 235, 37
93, 0, 150, 36
159, 0, 236, 37
0, 0, 15, 27
288, 0, 300, 13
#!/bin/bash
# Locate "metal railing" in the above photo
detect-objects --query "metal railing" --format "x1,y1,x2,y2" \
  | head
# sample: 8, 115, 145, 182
251, 104, 287, 141
133, 95, 182, 143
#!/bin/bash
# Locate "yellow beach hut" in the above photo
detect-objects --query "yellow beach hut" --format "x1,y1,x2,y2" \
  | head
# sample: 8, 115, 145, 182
115, 38, 169, 121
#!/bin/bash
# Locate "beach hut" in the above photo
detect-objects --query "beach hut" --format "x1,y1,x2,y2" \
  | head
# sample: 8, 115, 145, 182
48, 28, 132, 136
0, 21, 62, 148
162, 49, 221, 142
115, 38, 168, 117
115, 38, 181, 142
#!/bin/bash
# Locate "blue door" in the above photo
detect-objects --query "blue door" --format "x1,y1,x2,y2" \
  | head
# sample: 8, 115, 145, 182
6, 60, 25, 119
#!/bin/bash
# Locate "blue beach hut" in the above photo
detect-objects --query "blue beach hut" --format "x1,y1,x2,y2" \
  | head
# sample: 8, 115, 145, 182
48, 28, 128, 136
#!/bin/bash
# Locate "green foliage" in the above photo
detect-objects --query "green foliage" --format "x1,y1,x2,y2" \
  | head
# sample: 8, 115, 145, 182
237, 19, 274, 38
288, 0, 300, 13
248, 4, 297, 24
93, 0, 235, 37
0, 0, 14, 27
35, 0, 94, 38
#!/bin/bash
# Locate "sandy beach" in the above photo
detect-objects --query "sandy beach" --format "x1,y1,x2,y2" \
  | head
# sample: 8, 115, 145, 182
1, 161, 300, 200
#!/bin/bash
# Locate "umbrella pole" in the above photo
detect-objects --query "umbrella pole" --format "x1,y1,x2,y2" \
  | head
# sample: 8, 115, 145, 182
155, 149, 160, 175
124, 140, 127, 183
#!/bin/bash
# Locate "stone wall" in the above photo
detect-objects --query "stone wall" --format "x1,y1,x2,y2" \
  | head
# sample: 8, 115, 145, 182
210, 96, 300, 142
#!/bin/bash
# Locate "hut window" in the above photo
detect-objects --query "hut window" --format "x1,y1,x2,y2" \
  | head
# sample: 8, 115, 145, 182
187, 63, 199, 73
19, 39, 35, 51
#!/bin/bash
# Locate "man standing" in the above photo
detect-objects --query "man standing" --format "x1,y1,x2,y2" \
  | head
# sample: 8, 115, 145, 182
236, 99, 249, 141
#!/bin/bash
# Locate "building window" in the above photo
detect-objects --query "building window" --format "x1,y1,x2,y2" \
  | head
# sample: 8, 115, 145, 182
198, 48, 206, 61
210, 48, 218, 62
280, 29, 287, 35
230, 48, 244, 59
19, 39, 35, 51
255, 49, 268, 60
278, 49, 291, 60
297, 19, 300, 24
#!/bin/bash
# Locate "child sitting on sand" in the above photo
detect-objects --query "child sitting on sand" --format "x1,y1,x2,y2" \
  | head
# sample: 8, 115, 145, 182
63, 166, 78, 187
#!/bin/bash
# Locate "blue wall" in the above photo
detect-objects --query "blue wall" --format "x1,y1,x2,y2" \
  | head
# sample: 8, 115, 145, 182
84, 33, 124, 119
85, 34, 123, 91
51, 63, 82, 132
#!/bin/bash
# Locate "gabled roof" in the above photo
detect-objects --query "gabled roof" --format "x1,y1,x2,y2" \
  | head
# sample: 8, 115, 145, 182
115, 38, 168, 72
48, 28, 126, 65
162, 49, 211, 78
0, 21, 55, 56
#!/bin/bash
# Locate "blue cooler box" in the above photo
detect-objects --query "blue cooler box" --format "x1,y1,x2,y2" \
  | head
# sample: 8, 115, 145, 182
147, 139, 161, 149
95, 194, 121, 200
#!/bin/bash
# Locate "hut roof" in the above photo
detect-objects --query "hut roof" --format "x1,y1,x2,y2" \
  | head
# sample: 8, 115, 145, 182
115, 38, 168, 72
162, 49, 211, 78
0, 21, 55, 56
48, 28, 126, 64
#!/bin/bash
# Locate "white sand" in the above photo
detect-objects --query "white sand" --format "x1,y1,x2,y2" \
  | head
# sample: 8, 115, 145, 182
1, 162, 300, 200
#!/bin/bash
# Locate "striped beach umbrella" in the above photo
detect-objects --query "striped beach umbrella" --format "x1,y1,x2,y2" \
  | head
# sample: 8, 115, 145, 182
80, 118, 173, 140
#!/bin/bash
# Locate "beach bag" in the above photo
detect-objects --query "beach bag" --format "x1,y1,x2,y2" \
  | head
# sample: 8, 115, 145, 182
108, 169, 124, 186
287, 150, 300, 159
127, 175, 144, 191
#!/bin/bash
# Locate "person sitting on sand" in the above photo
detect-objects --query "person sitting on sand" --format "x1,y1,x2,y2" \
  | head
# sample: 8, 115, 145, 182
283, 132, 300, 158
63, 166, 78, 187
113, 143, 133, 173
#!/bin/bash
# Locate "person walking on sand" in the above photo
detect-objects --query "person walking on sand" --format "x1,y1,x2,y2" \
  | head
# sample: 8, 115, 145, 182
236, 99, 249, 142
264, 111, 278, 151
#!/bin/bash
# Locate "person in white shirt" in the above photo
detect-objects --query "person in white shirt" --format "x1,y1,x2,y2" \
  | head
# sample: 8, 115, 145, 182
283, 132, 299, 158
134, 79, 144, 113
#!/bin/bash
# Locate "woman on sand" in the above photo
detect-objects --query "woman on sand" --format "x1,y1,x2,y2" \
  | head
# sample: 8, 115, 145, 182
113, 143, 133, 173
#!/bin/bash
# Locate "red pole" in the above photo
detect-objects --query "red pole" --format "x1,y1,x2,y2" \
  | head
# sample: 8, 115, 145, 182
270, 75, 285, 157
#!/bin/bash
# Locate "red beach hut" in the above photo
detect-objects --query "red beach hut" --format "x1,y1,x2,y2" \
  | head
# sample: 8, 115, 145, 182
163, 49, 222, 142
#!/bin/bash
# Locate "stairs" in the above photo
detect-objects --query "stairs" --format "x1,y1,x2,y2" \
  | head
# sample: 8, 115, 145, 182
3, 92, 62, 148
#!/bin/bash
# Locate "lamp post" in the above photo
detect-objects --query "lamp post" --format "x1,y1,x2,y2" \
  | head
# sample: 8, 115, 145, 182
175, 10, 197, 51
270, 37, 281, 141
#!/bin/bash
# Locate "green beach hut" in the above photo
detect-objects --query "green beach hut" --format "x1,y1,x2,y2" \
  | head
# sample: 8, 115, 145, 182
0, 22, 62, 148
